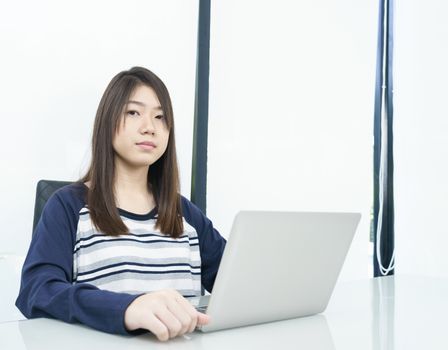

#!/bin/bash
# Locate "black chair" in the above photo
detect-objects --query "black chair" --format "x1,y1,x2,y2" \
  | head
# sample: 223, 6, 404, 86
32, 180, 73, 234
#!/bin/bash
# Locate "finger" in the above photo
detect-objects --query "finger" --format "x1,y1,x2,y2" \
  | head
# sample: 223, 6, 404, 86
154, 306, 183, 339
140, 313, 170, 342
197, 312, 211, 325
174, 296, 201, 333
166, 298, 195, 335
176, 294, 200, 317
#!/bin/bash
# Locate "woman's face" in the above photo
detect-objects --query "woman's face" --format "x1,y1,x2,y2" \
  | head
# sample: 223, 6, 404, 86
112, 84, 170, 169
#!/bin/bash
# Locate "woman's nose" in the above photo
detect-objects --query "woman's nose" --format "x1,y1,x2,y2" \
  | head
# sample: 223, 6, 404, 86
140, 115, 156, 134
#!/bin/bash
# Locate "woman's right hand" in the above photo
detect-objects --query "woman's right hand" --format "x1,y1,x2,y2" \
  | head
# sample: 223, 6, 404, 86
124, 289, 210, 341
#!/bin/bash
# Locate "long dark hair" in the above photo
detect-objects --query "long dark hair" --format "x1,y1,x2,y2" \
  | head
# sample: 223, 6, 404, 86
81, 67, 183, 238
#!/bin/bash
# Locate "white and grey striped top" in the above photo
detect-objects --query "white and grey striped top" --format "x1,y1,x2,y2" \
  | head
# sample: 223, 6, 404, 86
73, 208, 202, 297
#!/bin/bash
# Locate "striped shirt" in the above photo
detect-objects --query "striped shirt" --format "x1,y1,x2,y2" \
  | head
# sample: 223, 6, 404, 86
73, 207, 202, 297
16, 182, 226, 335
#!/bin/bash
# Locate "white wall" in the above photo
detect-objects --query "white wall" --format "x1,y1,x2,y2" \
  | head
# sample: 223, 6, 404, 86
1, 1, 380, 282
207, 0, 378, 280
394, 0, 448, 277
0, 0, 199, 254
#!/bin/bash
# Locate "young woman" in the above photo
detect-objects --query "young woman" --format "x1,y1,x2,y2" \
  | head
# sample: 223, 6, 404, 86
16, 67, 226, 341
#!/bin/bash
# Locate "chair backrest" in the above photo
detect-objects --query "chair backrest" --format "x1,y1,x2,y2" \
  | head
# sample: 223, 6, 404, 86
33, 179, 73, 235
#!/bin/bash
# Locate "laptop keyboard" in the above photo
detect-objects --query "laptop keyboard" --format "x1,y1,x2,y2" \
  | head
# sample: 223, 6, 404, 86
196, 305, 208, 313
188, 294, 210, 313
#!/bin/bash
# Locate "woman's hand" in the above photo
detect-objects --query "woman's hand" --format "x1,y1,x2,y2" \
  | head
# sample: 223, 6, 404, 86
124, 289, 210, 341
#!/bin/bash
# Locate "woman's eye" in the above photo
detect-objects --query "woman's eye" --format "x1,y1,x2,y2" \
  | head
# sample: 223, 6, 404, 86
127, 110, 139, 117
155, 115, 165, 120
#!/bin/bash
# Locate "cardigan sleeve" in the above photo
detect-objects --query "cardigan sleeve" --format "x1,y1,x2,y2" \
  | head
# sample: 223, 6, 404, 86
15, 190, 140, 335
180, 196, 227, 292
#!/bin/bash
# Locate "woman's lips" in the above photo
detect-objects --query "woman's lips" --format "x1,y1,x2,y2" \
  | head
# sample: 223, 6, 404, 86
136, 141, 156, 150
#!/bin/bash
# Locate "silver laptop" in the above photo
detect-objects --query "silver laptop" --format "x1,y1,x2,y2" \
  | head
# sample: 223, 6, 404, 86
192, 210, 361, 332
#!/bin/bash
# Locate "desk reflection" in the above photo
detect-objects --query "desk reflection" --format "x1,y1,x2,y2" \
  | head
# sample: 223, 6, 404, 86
191, 315, 335, 350
17, 314, 335, 350
372, 276, 395, 350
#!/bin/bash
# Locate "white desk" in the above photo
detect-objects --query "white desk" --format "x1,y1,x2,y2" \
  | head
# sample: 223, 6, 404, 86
1, 255, 448, 349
